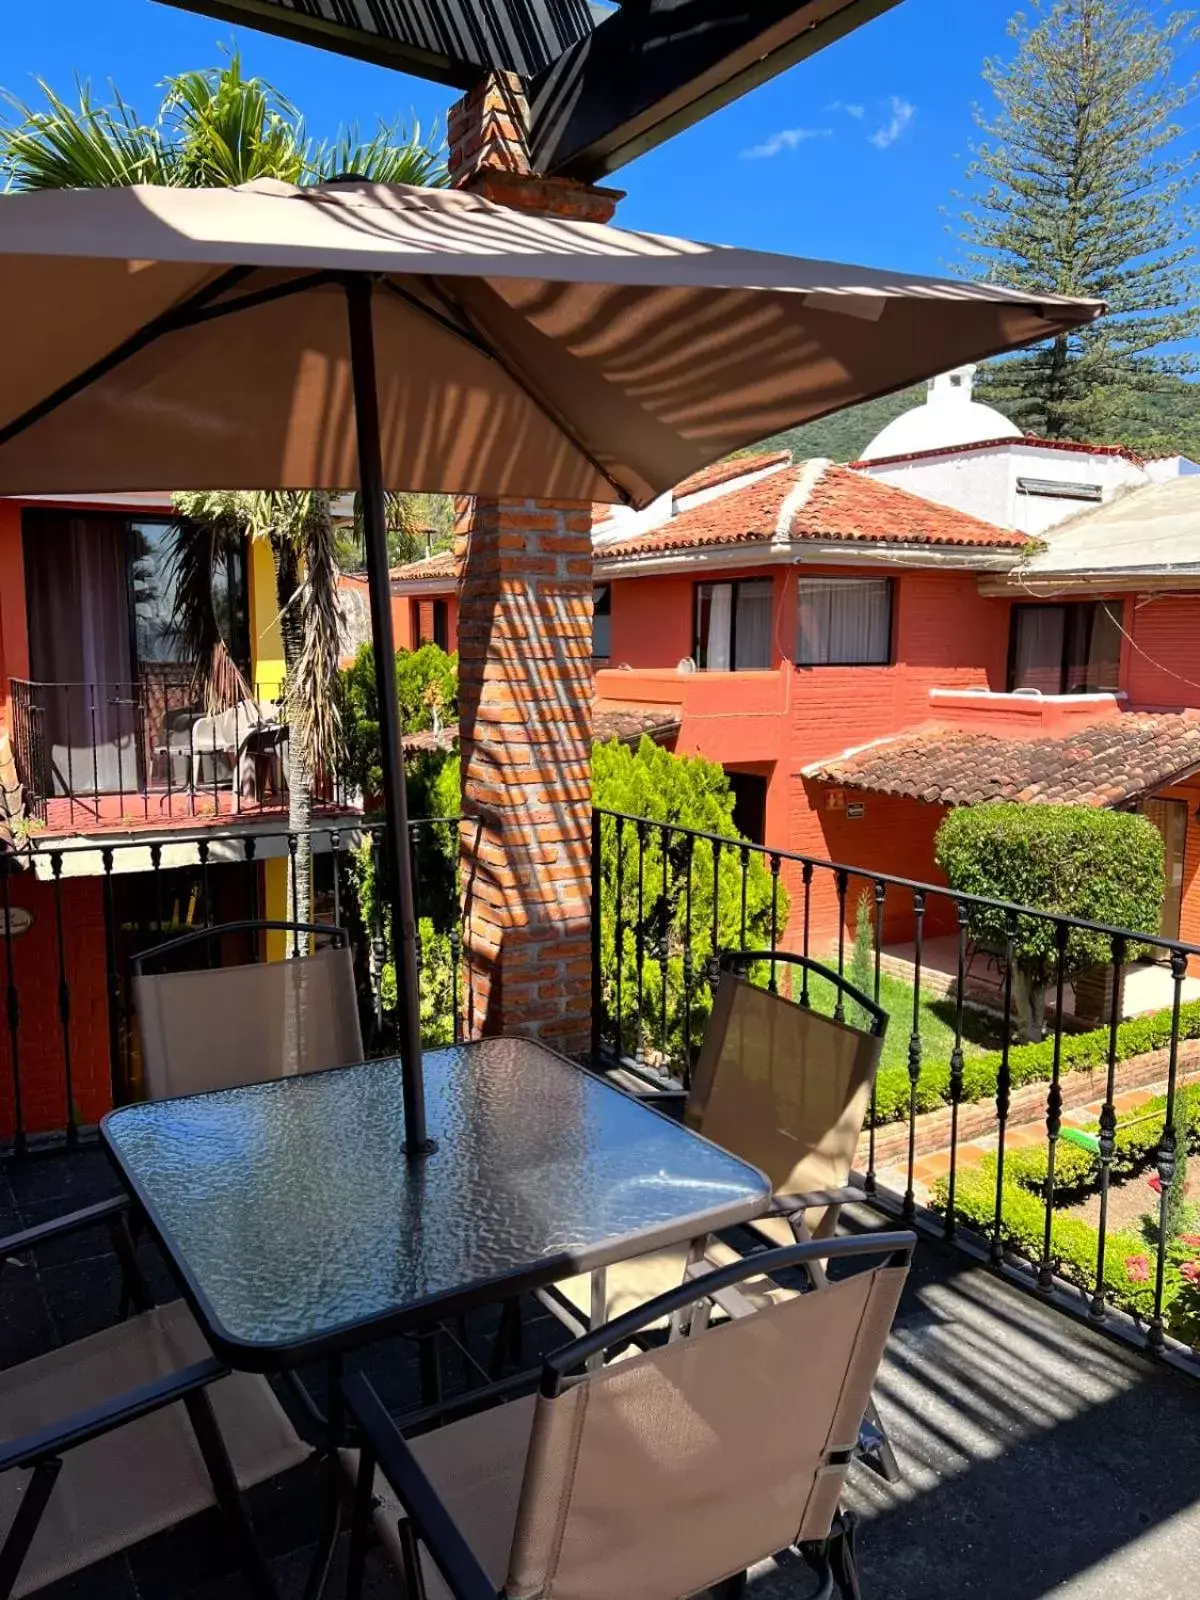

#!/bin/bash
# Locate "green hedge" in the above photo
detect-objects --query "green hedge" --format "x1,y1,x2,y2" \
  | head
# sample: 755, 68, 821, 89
872, 996, 1200, 1125
931, 1159, 1200, 1345
999, 1084, 1200, 1197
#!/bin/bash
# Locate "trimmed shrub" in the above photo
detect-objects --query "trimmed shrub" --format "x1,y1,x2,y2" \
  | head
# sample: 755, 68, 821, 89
935, 803, 1163, 1040
871, 996, 1200, 1126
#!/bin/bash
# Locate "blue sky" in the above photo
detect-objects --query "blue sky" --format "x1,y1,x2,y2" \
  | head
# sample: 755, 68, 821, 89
0, 0, 1158, 276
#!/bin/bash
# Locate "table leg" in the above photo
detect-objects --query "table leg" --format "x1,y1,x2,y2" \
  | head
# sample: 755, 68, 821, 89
587, 1268, 607, 1371
302, 1356, 344, 1600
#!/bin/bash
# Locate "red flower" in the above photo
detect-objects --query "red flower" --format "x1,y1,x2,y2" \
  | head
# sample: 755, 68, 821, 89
1125, 1255, 1151, 1283
1180, 1261, 1200, 1285
1148, 1176, 1164, 1194
1181, 1235, 1200, 1249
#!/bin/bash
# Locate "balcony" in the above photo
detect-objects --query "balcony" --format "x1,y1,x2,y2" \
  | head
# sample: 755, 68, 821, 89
2, 816, 1200, 1597
7, 676, 356, 836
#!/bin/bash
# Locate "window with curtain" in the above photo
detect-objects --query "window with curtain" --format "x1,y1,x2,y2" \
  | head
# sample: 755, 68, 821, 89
1008, 601, 1122, 694
795, 577, 893, 666
693, 580, 773, 669
593, 584, 612, 658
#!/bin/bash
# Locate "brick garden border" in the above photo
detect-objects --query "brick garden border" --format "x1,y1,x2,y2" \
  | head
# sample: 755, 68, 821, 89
860, 1037, 1200, 1168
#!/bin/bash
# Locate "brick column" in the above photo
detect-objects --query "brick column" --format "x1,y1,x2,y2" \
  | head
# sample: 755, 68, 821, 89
449, 74, 621, 1057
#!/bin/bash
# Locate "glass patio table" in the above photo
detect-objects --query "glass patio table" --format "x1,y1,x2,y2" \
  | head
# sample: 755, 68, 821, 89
100, 1036, 772, 1372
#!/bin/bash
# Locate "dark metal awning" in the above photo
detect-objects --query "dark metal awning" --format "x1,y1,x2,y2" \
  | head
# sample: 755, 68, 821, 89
156, 0, 904, 177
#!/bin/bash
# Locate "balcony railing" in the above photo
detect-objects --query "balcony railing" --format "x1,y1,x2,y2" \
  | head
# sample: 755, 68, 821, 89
591, 806, 1200, 1380
0, 817, 464, 1148
9, 674, 347, 830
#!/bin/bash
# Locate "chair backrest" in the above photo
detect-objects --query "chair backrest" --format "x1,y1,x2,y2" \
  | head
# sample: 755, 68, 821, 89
687, 951, 885, 1199
133, 922, 363, 1100
505, 1234, 911, 1600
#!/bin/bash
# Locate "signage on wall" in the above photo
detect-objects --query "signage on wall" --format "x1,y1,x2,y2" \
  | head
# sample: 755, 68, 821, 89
846, 802, 866, 820
0, 907, 33, 939
825, 788, 845, 812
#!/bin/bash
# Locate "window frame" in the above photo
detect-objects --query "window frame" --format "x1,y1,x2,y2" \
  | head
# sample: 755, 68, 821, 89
1006, 600, 1123, 695
794, 575, 895, 669
592, 583, 612, 660
692, 577, 775, 671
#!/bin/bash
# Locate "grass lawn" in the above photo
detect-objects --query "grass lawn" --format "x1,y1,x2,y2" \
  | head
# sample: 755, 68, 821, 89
803, 969, 1005, 1074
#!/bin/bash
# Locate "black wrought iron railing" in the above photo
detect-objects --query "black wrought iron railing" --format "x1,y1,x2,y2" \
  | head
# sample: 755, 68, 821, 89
591, 806, 1200, 1378
8, 675, 346, 828
0, 816, 466, 1151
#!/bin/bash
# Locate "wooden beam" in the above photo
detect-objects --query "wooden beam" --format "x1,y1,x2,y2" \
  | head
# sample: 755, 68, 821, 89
153, 0, 597, 90
529, 0, 906, 178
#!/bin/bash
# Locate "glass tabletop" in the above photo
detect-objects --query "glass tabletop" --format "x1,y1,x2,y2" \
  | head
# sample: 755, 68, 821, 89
102, 1038, 770, 1368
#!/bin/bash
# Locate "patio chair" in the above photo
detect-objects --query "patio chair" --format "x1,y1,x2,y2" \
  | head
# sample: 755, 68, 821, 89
0, 1198, 309, 1598
132, 919, 363, 1100
342, 1231, 915, 1600
549, 950, 886, 1328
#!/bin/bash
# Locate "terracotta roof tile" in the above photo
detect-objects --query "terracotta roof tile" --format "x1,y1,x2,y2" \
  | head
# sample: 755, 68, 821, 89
601, 459, 1025, 560
850, 434, 1146, 470
389, 549, 458, 582
672, 450, 792, 499
808, 713, 1200, 807
593, 700, 681, 744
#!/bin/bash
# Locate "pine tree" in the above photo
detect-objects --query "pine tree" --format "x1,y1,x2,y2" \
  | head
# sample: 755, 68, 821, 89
960, 0, 1199, 447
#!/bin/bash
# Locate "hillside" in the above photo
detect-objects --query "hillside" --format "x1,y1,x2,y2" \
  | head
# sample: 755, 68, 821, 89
754, 373, 1200, 465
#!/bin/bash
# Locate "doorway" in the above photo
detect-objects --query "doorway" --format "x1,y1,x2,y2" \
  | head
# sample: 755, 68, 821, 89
1142, 796, 1187, 942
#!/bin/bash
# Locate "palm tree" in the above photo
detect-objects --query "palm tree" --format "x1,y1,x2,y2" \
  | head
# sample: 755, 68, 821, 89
1, 58, 446, 932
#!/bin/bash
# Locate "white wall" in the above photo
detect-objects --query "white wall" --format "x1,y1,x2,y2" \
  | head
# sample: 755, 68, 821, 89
862, 444, 1148, 533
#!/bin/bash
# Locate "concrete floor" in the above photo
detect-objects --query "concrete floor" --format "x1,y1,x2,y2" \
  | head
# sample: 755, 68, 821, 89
4, 1154, 1199, 1600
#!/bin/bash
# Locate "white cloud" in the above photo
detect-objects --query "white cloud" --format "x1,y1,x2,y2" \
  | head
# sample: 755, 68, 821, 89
868, 96, 915, 150
827, 101, 865, 119
741, 126, 833, 159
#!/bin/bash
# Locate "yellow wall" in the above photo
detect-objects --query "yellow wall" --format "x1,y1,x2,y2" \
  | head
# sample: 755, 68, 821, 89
249, 537, 286, 703
248, 537, 290, 961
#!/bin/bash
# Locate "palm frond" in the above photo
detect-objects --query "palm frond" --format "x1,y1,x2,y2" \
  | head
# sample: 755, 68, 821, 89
242, 492, 344, 775
0, 78, 172, 190
313, 117, 447, 188
162, 52, 310, 187
168, 493, 254, 713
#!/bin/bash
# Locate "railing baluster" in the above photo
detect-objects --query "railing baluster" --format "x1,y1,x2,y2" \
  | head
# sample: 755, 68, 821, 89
590, 810, 602, 1067
614, 816, 626, 1056
682, 835, 694, 1086
709, 836, 722, 986
1091, 933, 1126, 1320
991, 909, 1018, 1267
1038, 922, 1070, 1291
330, 830, 342, 929
800, 862, 813, 1006
945, 900, 969, 1242
902, 888, 925, 1222
50, 852, 77, 1147
244, 836, 258, 927
64, 688, 75, 829
635, 819, 647, 1066
834, 868, 848, 1020
1, 857, 25, 1157
90, 685, 100, 818
101, 847, 122, 1107
739, 843, 749, 948
150, 842, 164, 941
659, 823, 670, 1057
198, 840, 213, 968
768, 853, 781, 994
865, 878, 886, 1196
1149, 948, 1189, 1352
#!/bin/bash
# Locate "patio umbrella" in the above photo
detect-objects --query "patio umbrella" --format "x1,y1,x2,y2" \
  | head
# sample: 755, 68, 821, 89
0, 177, 1104, 1152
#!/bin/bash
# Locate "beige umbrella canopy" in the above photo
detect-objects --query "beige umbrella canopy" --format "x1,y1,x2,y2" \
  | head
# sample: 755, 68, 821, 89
0, 177, 1102, 503
0, 177, 1103, 1151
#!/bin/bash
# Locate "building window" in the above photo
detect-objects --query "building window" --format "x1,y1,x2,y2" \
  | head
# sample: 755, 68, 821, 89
1008, 601, 1122, 694
726, 770, 768, 845
694, 579, 773, 670
796, 577, 893, 667
431, 599, 448, 652
593, 584, 612, 658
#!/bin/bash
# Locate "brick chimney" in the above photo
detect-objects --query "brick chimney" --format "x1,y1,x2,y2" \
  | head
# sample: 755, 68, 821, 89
449, 73, 621, 1056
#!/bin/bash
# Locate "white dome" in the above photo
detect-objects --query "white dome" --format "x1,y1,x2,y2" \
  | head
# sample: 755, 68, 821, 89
859, 365, 1021, 462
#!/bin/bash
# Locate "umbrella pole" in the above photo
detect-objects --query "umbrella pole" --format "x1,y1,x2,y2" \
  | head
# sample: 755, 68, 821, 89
345, 275, 433, 1156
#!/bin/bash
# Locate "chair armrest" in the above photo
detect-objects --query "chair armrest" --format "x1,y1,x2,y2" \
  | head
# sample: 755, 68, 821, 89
770, 1187, 860, 1221
342, 1373, 499, 1600
0, 1196, 129, 1258
0, 1355, 226, 1473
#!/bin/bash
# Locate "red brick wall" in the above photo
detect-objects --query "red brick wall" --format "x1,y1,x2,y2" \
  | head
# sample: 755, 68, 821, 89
0, 871, 110, 1137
